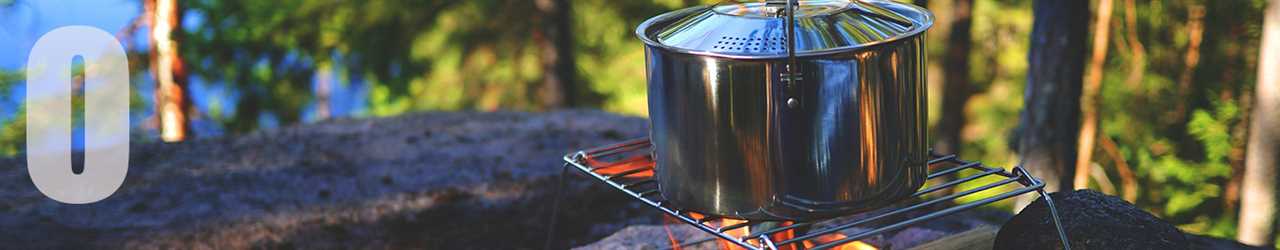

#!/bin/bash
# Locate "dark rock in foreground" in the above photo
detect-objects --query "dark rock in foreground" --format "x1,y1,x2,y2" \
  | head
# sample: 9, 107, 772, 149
579, 208, 1011, 249
0, 110, 656, 249
995, 190, 1264, 250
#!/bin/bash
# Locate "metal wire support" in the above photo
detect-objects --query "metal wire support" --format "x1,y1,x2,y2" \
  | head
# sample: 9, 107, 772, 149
543, 165, 571, 250
560, 138, 1071, 250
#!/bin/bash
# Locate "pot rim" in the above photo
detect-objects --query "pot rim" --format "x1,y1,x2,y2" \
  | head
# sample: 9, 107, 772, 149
635, 0, 934, 60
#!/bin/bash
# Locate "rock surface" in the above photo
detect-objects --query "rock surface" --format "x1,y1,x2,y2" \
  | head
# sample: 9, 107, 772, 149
572, 224, 720, 250
578, 209, 1011, 249
0, 110, 660, 249
995, 190, 1264, 250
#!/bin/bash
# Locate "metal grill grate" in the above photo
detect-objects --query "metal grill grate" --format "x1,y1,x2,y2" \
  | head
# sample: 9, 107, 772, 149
552, 138, 1071, 250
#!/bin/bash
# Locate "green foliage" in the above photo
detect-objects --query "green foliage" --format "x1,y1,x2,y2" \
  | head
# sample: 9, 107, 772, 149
0, 109, 21, 156
0, 71, 20, 156
942, 0, 1264, 239
1087, 0, 1262, 238
185, 0, 467, 130
945, 0, 1034, 207
960, 0, 1032, 166
181, 0, 688, 132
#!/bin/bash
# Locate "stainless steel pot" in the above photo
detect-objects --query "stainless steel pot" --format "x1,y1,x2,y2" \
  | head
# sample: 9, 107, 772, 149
638, 0, 934, 221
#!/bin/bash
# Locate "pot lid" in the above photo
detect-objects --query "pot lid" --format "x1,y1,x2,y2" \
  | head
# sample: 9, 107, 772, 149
638, 0, 933, 59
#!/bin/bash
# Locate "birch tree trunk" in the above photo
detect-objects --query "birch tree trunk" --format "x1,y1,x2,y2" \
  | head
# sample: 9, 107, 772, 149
314, 63, 333, 120
1237, 0, 1280, 245
148, 0, 191, 142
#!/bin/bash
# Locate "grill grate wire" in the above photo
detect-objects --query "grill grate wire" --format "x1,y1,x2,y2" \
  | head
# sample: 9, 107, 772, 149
549, 138, 1071, 250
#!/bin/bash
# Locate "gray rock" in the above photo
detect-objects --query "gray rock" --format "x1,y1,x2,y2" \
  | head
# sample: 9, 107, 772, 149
579, 208, 1007, 249
995, 190, 1264, 250
573, 224, 719, 250
0, 110, 655, 249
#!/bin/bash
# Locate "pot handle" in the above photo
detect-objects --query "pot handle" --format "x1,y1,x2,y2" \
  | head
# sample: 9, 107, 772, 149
784, 0, 799, 85
775, 0, 803, 109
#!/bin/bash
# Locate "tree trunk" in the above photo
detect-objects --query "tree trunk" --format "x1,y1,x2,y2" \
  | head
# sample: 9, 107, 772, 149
1074, 0, 1115, 190
1122, 0, 1145, 90
1099, 135, 1137, 202
315, 63, 333, 120
1237, 0, 1280, 246
535, 0, 577, 109
1017, 0, 1088, 193
148, 0, 191, 142
933, 0, 973, 156
1170, 6, 1205, 124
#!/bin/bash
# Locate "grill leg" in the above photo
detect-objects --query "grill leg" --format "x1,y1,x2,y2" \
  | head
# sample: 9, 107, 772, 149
544, 164, 571, 250
1037, 189, 1072, 250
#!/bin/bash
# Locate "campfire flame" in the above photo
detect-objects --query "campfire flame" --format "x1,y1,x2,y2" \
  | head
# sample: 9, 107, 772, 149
802, 234, 878, 250
585, 153, 654, 178
666, 212, 878, 250
584, 143, 876, 249
663, 216, 687, 250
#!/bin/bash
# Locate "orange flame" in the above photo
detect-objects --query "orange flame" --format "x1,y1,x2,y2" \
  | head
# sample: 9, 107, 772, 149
665, 212, 877, 250
663, 216, 686, 250
803, 233, 879, 250
586, 154, 654, 178
717, 217, 753, 250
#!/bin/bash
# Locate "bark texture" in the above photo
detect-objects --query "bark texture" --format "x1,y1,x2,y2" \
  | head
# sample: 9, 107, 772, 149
535, 0, 579, 108
1017, 0, 1089, 192
1237, 0, 1280, 245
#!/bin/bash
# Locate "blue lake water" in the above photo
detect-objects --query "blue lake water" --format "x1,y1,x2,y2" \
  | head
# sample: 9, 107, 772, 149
1, 0, 369, 146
